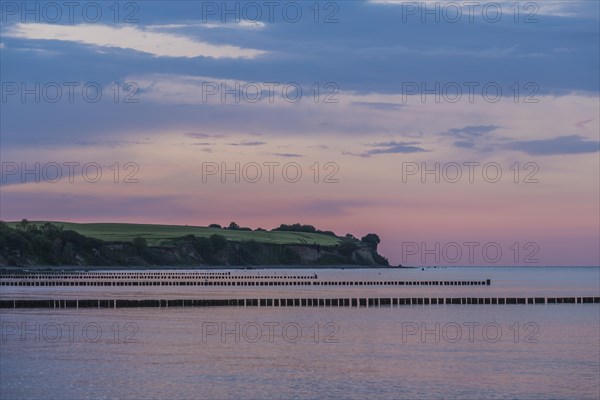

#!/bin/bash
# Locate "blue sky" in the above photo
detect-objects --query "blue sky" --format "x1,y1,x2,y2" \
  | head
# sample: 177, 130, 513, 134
1, 1, 599, 265
2, 1, 599, 141
1, 1, 599, 146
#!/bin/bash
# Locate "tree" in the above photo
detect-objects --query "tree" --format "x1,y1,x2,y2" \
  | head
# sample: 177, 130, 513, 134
209, 224, 222, 229
272, 223, 316, 233
338, 241, 358, 258
61, 242, 75, 264
132, 237, 147, 255
17, 219, 29, 231
360, 233, 381, 250
31, 233, 52, 258
372, 252, 389, 266
209, 234, 228, 253
227, 222, 240, 230
40, 222, 62, 237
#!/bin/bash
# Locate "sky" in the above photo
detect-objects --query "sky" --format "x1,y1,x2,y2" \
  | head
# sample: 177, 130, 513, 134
0, 0, 599, 266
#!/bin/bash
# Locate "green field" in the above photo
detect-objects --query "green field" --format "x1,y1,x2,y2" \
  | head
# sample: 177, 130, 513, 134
6, 221, 343, 246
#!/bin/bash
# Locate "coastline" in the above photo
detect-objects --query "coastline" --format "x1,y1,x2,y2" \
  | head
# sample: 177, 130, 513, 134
0, 264, 400, 273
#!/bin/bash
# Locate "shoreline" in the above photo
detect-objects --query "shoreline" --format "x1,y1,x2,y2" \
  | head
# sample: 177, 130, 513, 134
2, 265, 597, 273
0, 264, 401, 273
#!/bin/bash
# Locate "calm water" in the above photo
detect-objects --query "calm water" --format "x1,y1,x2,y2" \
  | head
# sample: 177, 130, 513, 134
1, 267, 599, 400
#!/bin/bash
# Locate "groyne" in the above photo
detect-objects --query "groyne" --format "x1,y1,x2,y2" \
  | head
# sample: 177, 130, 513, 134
1, 296, 598, 309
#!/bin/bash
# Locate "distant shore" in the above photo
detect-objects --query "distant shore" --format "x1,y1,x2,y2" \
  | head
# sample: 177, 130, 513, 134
1, 221, 391, 268
0, 264, 402, 273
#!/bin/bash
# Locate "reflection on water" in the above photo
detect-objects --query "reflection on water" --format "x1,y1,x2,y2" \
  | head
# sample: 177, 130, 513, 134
1, 267, 599, 399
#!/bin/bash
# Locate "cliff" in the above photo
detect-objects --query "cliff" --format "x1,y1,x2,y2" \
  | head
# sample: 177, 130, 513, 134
0, 222, 389, 267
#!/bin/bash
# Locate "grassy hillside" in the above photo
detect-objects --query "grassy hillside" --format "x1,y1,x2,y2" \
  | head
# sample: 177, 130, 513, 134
6, 221, 343, 246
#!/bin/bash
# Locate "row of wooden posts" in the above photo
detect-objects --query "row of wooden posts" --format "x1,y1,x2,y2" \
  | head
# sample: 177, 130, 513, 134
1, 296, 598, 309
0, 279, 491, 287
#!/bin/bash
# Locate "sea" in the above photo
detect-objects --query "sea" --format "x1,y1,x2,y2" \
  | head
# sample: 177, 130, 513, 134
1, 266, 599, 400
